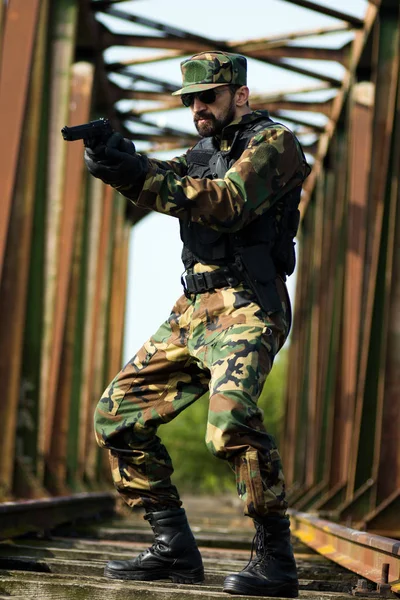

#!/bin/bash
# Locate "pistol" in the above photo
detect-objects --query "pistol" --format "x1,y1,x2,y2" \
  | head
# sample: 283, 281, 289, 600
61, 118, 113, 145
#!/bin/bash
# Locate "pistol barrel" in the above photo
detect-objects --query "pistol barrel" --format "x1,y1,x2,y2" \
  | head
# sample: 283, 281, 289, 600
61, 118, 113, 142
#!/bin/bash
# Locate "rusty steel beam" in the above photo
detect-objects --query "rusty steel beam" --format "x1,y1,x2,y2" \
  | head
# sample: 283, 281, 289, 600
104, 5, 354, 52
77, 178, 104, 483
103, 32, 347, 64
125, 89, 335, 117
107, 49, 182, 67
300, 1, 380, 214
250, 84, 332, 102
103, 6, 228, 48
376, 73, 400, 508
305, 177, 324, 491
46, 62, 94, 490
280, 0, 365, 28
252, 98, 334, 116
103, 28, 344, 88
82, 184, 114, 484
345, 2, 399, 510
110, 68, 178, 93
338, 83, 373, 507
367, 24, 400, 519
262, 57, 343, 87
272, 113, 325, 132
230, 24, 352, 51
100, 31, 205, 53
98, 7, 346, 89
40, 0, 79, 475
80, 0, 127, 128
0, 0, 41, 281
86, 189, 115, 484
291, 511, 400, 593
246, 45, 349, 64
320, 131, 347, 498
0, 492, 115, 540
104, 24, 352, 67
0, 0, 49, 499
106, 199, 126, 384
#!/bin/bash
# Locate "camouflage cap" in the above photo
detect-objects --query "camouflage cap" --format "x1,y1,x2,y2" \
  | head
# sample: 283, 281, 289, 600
172, 51, 247, 96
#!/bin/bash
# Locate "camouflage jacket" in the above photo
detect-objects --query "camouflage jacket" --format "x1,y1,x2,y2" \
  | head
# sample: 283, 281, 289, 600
113, 110, 310, 232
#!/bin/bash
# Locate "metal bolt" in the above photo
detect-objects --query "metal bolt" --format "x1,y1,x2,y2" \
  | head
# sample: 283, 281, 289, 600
352, 578, 369, 596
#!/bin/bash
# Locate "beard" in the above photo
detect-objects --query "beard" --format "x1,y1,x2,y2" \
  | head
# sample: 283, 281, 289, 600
194, 97, 236, 137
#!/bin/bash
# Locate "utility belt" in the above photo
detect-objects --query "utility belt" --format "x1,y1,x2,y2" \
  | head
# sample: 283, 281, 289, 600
181, 259, 287, 317
181, 266, 240, 296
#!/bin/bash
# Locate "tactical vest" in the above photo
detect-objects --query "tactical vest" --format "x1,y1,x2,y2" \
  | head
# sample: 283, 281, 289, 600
180, 115, 303, 313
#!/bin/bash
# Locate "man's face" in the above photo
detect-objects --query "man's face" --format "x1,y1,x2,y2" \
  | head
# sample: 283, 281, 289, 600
189, 86, 237, 137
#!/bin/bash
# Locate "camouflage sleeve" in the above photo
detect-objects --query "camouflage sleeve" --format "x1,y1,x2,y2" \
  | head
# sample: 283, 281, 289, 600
132, 125, 310, 231
147, 154, 188, 177
112, 153, 188, 202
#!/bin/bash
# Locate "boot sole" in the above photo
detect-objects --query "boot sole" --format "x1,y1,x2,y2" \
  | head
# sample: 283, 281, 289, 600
223, 577, 298, 598
104, 564, 205, 584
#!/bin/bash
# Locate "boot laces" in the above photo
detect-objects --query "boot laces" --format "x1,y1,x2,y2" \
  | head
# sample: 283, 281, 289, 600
138, 514, 163, 559
244, 523, 273, 571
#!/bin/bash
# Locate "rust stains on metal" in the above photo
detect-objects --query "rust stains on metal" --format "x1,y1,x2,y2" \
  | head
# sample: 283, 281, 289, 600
0, 0, 41, 281
291, 510, 400, 593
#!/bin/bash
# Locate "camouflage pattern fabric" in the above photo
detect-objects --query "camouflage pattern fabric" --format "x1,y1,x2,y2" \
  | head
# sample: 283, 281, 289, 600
113, 111, 310, 231
94, 270, 291, 518
171, 51, 247, 96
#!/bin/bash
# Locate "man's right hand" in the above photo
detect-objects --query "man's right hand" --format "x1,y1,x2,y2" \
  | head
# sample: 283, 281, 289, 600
84, 132, 148, 186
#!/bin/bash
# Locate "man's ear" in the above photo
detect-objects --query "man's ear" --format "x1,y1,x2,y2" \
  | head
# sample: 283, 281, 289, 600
236, 86, 250, 106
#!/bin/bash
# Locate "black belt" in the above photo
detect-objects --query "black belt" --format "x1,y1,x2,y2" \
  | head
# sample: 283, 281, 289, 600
181, 267, 240, 295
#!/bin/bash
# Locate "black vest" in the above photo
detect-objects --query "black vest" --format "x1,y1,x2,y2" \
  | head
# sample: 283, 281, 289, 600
180, 115, 303, 313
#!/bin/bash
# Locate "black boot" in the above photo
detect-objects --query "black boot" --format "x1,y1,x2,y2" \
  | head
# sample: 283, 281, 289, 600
223, 515, 298, 597
104, 508, 204, 583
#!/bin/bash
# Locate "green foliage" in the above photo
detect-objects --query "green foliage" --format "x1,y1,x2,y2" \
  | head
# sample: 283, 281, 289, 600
257, 346, 289, 444
158, 346, 289, 494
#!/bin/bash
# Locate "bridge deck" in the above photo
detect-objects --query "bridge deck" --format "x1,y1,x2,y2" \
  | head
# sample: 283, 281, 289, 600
0, 495, 368, 599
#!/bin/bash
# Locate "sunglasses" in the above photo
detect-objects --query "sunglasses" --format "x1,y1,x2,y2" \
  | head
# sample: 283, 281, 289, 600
181, 87, 226, 108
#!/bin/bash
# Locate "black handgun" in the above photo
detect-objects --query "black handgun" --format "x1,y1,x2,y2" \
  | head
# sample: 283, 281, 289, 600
61, 118, 113, 145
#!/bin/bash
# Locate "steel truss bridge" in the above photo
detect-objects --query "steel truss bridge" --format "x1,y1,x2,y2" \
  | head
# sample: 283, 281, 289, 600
0, 0, 399, 591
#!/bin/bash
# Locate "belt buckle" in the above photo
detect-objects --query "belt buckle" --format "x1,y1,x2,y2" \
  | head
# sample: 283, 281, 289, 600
194, 272, 207, 292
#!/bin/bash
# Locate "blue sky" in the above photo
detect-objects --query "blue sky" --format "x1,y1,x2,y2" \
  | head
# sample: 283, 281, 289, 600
97, 0, 368, 362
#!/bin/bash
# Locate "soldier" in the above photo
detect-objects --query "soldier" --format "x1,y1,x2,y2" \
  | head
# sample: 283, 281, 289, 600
85, 51, 310, 597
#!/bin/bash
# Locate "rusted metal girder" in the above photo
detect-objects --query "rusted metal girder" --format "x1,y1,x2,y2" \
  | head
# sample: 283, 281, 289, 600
230, 24, 352, 51
46, 62, 94, 492
39, 0, 79, 478
101, 28, 345, 89
0, 0, 41, 281
291, 511, 400, 595
300, 0, 380, 214
339, 0, 399, 523
0, 492, 115, 540
89, 0, 358, 158
0, 0, 48, 499
126, 91, 334, 117
280, 0, 364, 28
244, 44, 350, 65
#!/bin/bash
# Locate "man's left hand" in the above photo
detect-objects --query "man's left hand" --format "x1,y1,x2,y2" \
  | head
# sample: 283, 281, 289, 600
84, 132, 148, 186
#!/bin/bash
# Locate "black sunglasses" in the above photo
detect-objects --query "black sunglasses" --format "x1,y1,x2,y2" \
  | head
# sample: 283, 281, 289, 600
181, 87, 226, 108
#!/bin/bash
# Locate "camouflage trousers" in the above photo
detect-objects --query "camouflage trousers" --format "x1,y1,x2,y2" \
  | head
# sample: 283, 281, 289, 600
94, 272, 291, 519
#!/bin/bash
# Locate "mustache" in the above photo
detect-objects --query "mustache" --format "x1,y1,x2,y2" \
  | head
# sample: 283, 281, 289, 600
194, 111, 214, 122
